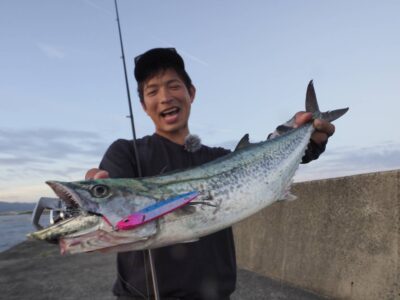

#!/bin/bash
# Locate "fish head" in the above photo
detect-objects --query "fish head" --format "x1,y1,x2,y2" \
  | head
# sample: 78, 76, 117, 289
46, 179, 157, 223
28, 179, 158, 254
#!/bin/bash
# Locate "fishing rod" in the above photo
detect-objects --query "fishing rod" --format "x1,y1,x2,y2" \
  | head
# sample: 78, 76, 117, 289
113, 0, 160, 299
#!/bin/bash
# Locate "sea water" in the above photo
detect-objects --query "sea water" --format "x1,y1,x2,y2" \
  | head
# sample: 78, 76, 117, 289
0, 214, 49, 252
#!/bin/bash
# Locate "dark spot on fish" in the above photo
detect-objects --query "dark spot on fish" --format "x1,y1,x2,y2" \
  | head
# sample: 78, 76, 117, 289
189, 202, 217, 208
174, 205, 196, 216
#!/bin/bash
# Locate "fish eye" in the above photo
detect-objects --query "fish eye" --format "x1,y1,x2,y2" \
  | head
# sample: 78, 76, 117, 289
91, 184, 109, 198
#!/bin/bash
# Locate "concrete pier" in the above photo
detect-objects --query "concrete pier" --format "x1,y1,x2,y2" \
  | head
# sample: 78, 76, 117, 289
234, 170, 399, 300
0, 240, 324, 299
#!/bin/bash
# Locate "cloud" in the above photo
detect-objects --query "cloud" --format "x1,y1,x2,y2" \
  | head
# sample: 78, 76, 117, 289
214, 138, 400, 182
295, 141, 400, 181
0, 128, 106, 163
214, 139, 237, 150
0, 183, 54, 203
179, 49, 210, 67
150, 36, 210, 67
3, 128, 400, 202
36, 43, 66, 59
82, 0, 113, 17
0, 127, 115, 202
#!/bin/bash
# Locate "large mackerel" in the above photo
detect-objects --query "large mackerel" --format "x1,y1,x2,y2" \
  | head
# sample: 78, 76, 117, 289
29, 81, 348, 254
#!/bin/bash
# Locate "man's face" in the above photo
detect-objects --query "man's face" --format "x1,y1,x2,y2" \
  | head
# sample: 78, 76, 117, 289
141, 68, 195, 141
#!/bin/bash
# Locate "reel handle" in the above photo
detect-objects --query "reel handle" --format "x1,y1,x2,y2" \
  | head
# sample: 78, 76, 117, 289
31, 197, 62, 230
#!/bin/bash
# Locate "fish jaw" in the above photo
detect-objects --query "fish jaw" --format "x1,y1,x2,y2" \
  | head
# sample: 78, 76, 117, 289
57, 217, 157, 254
58, 225, 152, 254
28, 212, 157, 254
28, 214, 104, 243
57, 216, 115, 254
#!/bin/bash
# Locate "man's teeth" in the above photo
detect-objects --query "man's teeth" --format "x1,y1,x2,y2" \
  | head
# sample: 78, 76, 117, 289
161, 108, 179, 116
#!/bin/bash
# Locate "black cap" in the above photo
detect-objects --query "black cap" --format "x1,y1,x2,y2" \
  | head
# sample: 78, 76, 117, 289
134, 48, 185, 83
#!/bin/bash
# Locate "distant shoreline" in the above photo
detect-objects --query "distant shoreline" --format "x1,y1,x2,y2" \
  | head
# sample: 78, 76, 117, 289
0, 211, 32, 216
0, 210, 50, 216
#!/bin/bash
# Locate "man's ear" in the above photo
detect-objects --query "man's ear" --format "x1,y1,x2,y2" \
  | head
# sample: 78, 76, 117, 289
189, 85, 196, 103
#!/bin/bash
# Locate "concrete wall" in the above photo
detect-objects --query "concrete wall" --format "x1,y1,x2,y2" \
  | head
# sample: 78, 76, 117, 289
233, 170, 399, 300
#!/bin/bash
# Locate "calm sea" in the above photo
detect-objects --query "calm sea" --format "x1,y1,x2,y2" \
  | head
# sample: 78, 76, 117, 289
0, 214, 49, 252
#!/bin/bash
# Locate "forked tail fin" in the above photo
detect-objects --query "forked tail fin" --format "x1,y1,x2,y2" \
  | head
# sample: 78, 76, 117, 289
306, 80, 349, 122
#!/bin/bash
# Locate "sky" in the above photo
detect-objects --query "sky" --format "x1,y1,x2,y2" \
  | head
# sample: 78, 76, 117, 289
1, 0, 400, 202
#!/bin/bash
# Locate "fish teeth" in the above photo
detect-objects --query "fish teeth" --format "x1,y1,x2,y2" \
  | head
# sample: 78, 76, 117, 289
47, 181, 81, 208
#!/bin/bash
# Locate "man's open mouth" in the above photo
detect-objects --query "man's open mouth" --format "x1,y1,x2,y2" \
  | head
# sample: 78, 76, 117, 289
160, 107, 180, 117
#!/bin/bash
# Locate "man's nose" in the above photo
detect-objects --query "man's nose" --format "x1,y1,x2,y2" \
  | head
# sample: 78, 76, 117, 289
160, 88, 173, 104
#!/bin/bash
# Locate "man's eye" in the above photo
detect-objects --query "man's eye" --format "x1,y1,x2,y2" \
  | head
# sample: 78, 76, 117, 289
170, 85, 180, 90
146, 90, 157, 96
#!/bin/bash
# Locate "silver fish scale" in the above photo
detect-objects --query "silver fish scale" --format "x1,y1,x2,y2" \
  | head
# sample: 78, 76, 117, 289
34, 124, 314, 253
144, 125, 314, 249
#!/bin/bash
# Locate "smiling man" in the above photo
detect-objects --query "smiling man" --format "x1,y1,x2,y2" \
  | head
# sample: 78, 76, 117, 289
140, 70, 195, 145
86, 48, 335, 300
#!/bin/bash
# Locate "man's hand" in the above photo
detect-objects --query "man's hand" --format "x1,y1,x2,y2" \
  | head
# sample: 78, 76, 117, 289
293, 112, 335, 163
85, 168, 109, 180
294, 112, 335, 145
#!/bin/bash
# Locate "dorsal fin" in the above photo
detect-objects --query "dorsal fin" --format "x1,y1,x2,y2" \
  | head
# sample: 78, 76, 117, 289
234, 134, 251, 151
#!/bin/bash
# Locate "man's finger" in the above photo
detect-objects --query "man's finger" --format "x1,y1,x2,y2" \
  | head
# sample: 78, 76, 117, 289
85, 168, 109, 180
311, 131, 329, 144
94, 170, 110, 179
314, 119, 335, 137
294, 112, 312, 128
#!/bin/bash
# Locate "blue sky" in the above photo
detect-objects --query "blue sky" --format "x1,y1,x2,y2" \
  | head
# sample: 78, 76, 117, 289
1, 0, 400, 202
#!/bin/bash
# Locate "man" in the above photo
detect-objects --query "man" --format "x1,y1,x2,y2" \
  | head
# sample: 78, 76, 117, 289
86, 48, 335, 300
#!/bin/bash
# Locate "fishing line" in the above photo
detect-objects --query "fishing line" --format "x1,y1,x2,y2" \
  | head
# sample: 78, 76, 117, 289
113, 0, 160, 299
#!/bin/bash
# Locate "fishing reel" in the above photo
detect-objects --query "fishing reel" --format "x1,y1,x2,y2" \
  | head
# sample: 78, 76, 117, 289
31, 197, 79, 230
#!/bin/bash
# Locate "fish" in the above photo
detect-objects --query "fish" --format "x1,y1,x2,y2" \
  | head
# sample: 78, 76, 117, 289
28, 81, 348, 254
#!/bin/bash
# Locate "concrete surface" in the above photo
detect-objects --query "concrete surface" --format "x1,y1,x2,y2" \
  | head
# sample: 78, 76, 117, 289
234, 170, 400, 300
0, 240, 326, 300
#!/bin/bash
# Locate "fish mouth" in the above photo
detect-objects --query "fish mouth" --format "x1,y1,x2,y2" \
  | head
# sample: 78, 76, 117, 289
29, 181, 105, 245
32, 181, 101, 241
28, 214, 106, 247
29, 181, 155, 254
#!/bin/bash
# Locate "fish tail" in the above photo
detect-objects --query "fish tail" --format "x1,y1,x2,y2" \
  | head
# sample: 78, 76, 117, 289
306, 80, 349, 122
